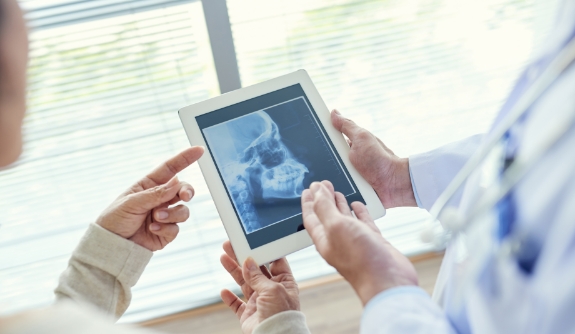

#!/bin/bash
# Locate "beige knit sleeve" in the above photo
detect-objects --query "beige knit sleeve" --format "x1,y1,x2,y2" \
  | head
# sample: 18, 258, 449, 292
54, 223, 153, 319
1, 301, 162, 334
253, 311, 311, 334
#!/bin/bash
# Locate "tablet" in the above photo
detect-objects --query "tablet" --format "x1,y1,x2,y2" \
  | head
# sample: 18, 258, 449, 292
179, 70, 385, 265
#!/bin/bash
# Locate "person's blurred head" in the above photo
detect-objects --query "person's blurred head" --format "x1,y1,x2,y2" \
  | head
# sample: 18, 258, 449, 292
0, 0, 28, 167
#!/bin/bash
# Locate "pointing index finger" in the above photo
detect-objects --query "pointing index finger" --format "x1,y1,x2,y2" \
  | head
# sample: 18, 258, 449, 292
144, 147, 204, 188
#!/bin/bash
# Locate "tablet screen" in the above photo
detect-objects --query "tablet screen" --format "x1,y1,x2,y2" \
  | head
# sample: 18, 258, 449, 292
197, 84, 365, 249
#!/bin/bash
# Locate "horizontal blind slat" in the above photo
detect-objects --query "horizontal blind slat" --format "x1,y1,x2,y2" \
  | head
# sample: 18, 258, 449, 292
1, 0, 558, 323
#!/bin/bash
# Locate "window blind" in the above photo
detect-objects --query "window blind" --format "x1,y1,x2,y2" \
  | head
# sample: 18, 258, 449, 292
226, 0, 559, 273
0, 0, 559, 324
0, 1, 226, 322
20, 0, 196, 29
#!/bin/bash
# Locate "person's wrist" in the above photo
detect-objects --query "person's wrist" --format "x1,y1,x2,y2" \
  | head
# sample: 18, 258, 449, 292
394, 158, 417, 207
97, 217, 151, 250
95, 216, 128, 239
261, 304, 297, 322
96, 223, 119, 240
373, 158, 416, 208
348, 269, 417, 306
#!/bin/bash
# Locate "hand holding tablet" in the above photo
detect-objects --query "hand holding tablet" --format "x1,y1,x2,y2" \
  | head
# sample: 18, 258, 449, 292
179, 70, 385, 265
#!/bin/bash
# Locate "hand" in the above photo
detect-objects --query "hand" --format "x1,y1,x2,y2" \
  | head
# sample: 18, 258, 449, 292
302, 180, 418, 306
220, 241, 300, 334
96, 146, 204, 251
331, 110, 416, 208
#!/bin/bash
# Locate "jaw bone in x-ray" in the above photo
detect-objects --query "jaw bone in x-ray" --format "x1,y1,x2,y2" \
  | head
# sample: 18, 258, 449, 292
222, 111, 308, 233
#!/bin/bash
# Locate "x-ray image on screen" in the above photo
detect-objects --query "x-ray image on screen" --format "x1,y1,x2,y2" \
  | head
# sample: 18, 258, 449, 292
203, 96, 356, 235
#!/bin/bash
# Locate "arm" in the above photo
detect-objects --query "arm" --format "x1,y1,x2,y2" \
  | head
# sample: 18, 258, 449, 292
360, 287, 455, 333
301, 181, 457, 334
54, 223, 152, 318
409, 134, 483, 211
330, 110, 482, 210
54, 147, 204, 319
222, 287, 454, 334
3, 300, 162, 333
253, 311, 310, 334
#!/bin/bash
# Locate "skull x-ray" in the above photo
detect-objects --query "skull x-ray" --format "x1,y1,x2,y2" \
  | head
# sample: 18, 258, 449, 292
204, 110, 309, 233
201, 92, 359, 243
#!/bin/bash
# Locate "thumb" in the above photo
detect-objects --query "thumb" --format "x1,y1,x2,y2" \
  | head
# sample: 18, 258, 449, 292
331, 109, 363, 141
243, 257, 275, 293
312, 183, 340, 224
125, 176, 181, 213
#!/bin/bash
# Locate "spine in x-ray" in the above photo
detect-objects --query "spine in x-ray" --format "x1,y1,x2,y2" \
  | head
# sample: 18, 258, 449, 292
230, 176, 259, 233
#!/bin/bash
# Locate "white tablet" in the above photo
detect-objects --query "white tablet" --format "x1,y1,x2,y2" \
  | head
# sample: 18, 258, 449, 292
179, 70, 385, 265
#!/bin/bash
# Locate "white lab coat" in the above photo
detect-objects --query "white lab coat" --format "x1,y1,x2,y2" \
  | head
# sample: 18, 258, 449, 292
360, 1, 575, 333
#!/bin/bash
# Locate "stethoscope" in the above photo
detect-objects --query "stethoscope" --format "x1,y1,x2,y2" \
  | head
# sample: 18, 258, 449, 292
419, 33, 575, 252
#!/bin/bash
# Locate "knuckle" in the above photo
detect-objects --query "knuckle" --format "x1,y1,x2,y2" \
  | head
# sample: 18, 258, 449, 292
117, 195, 131, 207
180, 205, 190, 215
152, 185, 166, 198
356, 129, 371, 141
179, 214, 190, 222
166, 224, 179, 238
322, 248, 338, 266
330, 220, 347, 234
340, 118, 355, 132
342, 117, 355, 126
164, 161, 179, 177
270, 284, 285, 295
232, 267, 244, 282
292, 280, 300, 293
241, 286, 252, 298
230, 298, 242, 312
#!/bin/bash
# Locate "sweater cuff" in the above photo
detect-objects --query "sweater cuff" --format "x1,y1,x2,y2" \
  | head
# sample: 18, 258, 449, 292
253, 310, 311, 334
72, 223, 153, 287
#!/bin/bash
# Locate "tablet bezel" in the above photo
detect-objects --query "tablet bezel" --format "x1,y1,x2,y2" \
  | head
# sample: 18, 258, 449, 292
179, 70, 385, 265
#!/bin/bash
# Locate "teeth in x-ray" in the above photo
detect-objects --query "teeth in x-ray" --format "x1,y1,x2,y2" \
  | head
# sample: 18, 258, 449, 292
215, 110, 309, 232
261, 160, 308, 199
237, 111, 308, 200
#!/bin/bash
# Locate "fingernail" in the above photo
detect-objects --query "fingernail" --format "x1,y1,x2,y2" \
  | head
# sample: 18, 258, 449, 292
333, 109, 341, 115
156, 210, 168, 220
246, 257, 257, 271
150, 223, 161, 231
186, 189, 194, 200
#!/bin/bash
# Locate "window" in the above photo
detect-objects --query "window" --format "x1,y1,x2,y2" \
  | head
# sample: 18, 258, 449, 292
0, 0, 221, 322
226, 0, 558, 275
0, 0, 559, 322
